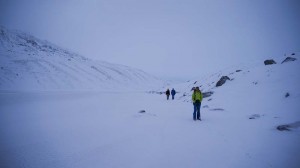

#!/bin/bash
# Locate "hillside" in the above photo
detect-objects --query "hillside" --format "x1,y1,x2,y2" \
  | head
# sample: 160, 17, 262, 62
0, 26, 164, 91
162, 52, 300, 131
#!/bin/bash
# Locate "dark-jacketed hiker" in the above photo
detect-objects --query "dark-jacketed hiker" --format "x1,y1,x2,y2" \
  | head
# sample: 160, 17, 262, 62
192, 87, 203, 121
171, 88, 176, 100
166, 89, 170, 100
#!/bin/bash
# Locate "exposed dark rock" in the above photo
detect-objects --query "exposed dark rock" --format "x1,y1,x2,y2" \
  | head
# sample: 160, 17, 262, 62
281, 57, 297, 64
139, 110, 146, 113
236, 70, 242, 72
285, 92, 290, 98
264, 59, 277, 65
291, 53, 295, 55
216, 76, 230, 87
277, 121, 300, 131
203, 91, 214, 98
194, 81, 197, 84
249, 114, 261, 119
208, 98, 212, 101
277, 125, 290, 131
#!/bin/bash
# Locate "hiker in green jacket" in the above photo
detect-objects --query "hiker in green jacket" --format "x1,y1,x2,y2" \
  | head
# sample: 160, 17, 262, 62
192, 87, 203, 121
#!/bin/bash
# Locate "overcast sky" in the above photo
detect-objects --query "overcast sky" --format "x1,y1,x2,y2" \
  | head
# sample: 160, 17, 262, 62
1, 0, 299, 81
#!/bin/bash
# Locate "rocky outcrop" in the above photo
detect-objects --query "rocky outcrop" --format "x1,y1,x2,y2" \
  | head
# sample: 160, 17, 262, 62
264, 59, 277, 65
139, 110, 146, 113
277, 125, 291, 131
281, 57, 297, 64
285, 92, 290, 98
216, 76, 230, 87
203, 91, 214, 98
249, 114, 261, 119
277, 121, 300, 131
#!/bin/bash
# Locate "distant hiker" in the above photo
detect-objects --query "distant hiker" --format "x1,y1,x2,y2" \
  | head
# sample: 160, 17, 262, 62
171, 88, 176, 100
166, 89, 170, 100
192, 87, 203, 121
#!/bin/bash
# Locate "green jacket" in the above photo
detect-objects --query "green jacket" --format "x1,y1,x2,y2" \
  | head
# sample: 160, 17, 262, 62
192, 91, 203, 103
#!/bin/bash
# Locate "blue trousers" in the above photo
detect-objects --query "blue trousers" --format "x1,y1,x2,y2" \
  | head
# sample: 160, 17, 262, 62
193, 102, 201, 120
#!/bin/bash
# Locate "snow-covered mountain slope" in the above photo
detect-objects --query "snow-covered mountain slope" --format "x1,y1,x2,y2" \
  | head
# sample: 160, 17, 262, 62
0, 26, 164, 91
161, 53, 300, 129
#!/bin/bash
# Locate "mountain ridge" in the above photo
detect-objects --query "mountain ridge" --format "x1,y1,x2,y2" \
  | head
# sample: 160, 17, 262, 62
0, 26, 164, 91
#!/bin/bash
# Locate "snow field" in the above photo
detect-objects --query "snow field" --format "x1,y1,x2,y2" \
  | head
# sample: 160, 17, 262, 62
1, 91, 299, 168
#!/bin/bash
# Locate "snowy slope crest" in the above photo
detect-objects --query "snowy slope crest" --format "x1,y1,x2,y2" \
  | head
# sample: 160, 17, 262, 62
0, 26, 164, 91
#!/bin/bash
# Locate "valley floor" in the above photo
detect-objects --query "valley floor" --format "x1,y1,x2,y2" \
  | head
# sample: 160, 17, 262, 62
0, 91, 299, 168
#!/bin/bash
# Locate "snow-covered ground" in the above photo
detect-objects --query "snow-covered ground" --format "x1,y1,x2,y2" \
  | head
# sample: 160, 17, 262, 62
0, 26, 299, 167
1, 88, 299, 168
